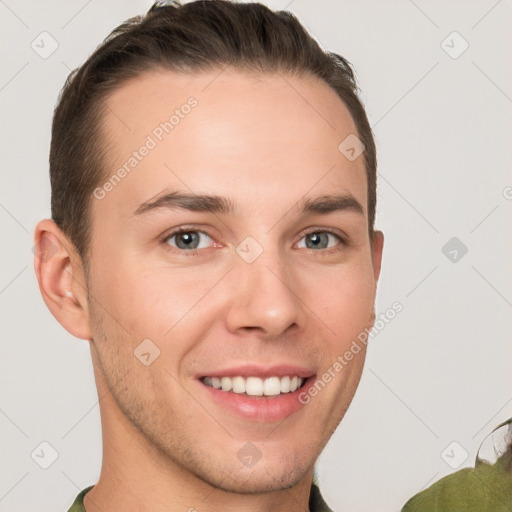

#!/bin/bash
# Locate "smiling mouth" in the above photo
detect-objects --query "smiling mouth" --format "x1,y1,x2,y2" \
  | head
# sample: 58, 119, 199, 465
201, 375, 308, 397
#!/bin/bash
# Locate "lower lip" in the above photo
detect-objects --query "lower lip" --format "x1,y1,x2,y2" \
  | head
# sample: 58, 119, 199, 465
197, 377, 316, 423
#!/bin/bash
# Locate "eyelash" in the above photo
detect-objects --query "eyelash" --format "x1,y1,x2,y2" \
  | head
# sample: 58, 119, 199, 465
160, 226, 347, 257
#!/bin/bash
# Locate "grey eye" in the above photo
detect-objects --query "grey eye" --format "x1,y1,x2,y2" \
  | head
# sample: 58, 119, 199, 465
298, 232, 341, 250
166, 231, 212, 251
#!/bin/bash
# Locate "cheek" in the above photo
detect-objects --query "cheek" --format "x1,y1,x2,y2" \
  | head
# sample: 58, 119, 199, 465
90, 253, 220, 340
311, 265, 376, 336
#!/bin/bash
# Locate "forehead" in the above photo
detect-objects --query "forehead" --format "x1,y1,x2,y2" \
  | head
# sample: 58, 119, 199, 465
95, 68, 367, 222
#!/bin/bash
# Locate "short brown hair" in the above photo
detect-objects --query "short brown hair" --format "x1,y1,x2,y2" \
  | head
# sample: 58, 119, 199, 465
50, 0, 377, 261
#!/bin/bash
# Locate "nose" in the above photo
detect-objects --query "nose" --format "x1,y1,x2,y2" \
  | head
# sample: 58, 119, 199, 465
224, 246, 303, 340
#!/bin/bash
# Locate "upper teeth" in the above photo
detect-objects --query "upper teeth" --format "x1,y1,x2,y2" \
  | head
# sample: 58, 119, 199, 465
203, 376, 305, 396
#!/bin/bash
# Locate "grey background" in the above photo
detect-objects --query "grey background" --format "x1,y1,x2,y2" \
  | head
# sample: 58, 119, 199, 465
1, 0, 511, 511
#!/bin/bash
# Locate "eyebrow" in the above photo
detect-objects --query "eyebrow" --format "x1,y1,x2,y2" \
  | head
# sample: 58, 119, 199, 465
134, 191, 364, 217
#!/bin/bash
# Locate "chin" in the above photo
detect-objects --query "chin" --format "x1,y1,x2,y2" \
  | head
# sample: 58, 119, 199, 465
206, 464, 308, 495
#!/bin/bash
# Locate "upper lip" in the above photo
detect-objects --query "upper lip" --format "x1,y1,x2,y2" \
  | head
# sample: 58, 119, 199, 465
197, 364, 315, 379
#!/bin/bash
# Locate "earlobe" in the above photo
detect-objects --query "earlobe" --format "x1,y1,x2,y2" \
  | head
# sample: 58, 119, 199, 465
33, 219, 92, 340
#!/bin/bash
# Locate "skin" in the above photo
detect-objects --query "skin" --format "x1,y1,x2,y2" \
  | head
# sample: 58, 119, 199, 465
34, 68, 384, 512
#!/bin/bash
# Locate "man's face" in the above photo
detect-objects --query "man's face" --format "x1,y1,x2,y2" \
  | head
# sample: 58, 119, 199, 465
85, 68, 382, 493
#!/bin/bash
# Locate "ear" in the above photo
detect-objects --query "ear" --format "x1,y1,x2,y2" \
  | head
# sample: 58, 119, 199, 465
370, 230, 384, 283
33, 219, 92, 340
